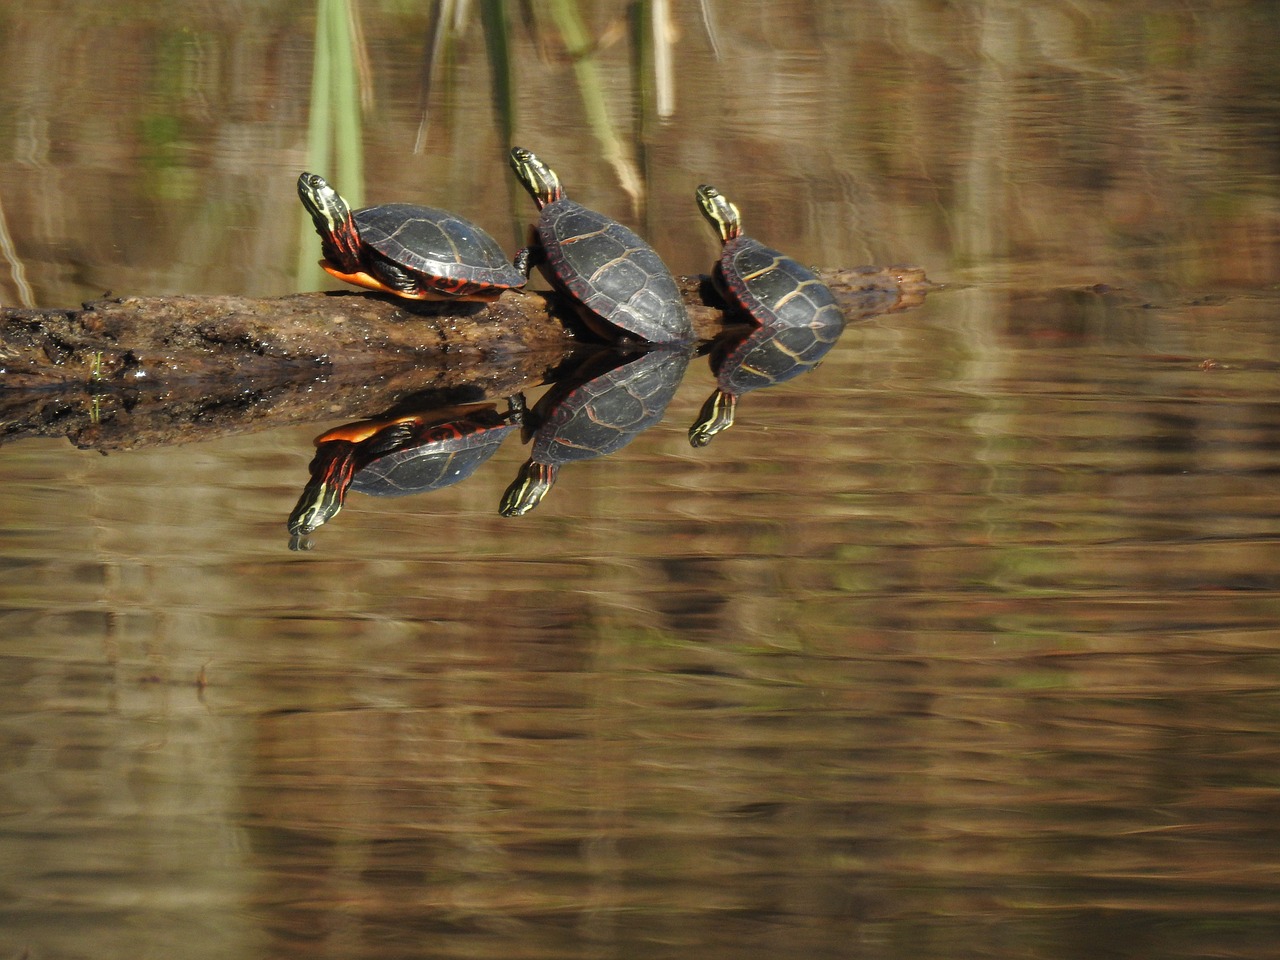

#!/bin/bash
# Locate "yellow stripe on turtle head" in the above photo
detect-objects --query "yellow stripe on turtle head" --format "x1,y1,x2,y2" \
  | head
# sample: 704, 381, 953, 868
695, 184, 742, 243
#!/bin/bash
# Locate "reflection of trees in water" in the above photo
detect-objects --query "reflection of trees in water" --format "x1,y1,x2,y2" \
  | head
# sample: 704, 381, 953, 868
1, 3, 1276, 305
4, 6, 1280, 958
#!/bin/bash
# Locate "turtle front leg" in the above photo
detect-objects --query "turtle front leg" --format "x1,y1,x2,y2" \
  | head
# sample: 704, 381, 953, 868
513, 226, 546, 278
373, 260, 423, 296
512, 244, 545, 279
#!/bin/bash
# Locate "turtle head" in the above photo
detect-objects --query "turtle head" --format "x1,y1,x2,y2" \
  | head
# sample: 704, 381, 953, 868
688, 388, 738, 448
297, 173, 351, 233
695, 184, 742, 243
286, 482, 343, 536
286, 441, 361, 535
297, 172, 363, 272
498, 460, 558, 516
509, 147, 564, 209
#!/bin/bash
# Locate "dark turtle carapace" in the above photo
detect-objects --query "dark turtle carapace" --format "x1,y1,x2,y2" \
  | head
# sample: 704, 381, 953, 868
688, 184, 846, 446
688, 321, 844, 447
500, 346, 691, 516
297, 172, 525, 301
508, 147, 693, 344
287, 397, 524, 538
695, 184, 843, 331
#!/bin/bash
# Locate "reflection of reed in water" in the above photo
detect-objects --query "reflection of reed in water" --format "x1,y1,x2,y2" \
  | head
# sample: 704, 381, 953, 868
2, 2, 1276, 308
0, 188, 35, 308
297, 0, 370, 291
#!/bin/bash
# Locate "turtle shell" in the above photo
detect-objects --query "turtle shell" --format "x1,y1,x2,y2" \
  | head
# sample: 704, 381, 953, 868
537, 199, 692, 344
528, 345, 691, 467
356, 203, 525, 298
717, 235, 843, 331
688, 320, 845, 448
351, 408, 520, 497
713, 316, 843, 395
498, 345, 691, 516
286, 400, 522, 537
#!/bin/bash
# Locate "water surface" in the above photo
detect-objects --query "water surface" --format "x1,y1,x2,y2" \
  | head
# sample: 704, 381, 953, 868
2, 2, 1279, 959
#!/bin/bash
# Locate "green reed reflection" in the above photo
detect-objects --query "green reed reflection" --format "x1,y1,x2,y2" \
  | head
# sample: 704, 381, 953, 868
297, 0, 368, 289
545, 0, 642, 210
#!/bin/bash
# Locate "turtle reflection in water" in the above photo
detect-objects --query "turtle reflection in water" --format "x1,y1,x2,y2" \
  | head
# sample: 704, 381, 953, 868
500, 346, 692, 516
689, 184, 846, 446
689, 322, 843, 446
287, 398, 524, 538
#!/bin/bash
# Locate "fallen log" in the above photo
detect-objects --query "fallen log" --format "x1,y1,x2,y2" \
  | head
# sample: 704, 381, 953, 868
0, 265, 933, 451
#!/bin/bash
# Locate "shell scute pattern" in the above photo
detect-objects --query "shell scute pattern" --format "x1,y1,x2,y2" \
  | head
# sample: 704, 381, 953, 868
720, 321, 842, 394
508, 147, 693, 343
723, 236, 843, 330
532, 349, 688, 466
357, 204, 520, 288
541, 200, 687, 334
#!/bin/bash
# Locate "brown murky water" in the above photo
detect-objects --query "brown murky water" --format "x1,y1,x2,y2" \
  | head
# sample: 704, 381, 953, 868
2, 3, 1279, 959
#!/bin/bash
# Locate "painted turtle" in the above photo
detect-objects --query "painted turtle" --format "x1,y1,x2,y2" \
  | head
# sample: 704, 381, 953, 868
695, 184, 843, 330
297, 172, 525, 301
287, 397, 524, 537
688, 321, 844, 447
500, 345, 692, 516
509, 147, 693, 344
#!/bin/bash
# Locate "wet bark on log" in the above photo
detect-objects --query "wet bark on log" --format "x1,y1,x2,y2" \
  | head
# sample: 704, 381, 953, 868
0, 265, 933, 451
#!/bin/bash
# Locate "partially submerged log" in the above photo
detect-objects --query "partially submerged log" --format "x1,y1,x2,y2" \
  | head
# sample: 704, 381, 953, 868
0, 265, 933, 451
